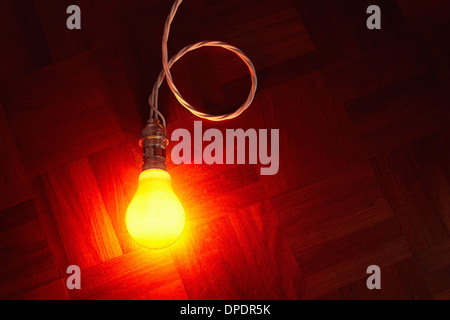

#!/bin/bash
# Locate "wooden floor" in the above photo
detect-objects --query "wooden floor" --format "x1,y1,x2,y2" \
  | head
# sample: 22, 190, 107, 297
1, 0, 450, 300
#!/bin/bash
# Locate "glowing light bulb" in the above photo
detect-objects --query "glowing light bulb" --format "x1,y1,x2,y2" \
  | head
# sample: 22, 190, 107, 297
126, 119, 184, 250
126, 169, 185, 249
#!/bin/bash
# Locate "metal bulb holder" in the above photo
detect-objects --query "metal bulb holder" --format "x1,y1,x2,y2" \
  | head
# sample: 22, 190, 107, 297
139, 119, 169, 172
125, 119, 185, 250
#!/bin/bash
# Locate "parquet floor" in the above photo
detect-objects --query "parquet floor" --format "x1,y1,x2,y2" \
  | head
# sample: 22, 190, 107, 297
1, 0, 449, 300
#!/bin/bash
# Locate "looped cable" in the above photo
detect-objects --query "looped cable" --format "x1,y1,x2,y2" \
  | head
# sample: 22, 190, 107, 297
149, 0, 258, 127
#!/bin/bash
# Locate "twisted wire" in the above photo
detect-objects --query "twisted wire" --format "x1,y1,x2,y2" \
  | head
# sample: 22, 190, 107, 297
148, 0, 258, 127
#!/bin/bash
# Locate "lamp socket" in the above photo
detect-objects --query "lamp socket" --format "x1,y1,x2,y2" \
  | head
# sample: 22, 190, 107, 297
139, 119, 169, 171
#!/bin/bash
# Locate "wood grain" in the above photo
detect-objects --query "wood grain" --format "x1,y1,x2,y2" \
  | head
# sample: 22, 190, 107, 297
0, 200, 60, 299
11, 278, 70, 300
33, 158, 123, 274
371, 127, 450, 254
68, 247, 181, 300
228, 201, 304, 299
89, 143, 141, 254
0, 0, 449, 300
170, 215, 265, 299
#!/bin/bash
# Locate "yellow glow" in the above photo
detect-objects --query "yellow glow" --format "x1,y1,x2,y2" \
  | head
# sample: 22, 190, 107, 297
126, 169, 185, 249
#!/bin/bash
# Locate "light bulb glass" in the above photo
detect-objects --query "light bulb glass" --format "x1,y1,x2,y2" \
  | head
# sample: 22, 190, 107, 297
126, 169, 185, 249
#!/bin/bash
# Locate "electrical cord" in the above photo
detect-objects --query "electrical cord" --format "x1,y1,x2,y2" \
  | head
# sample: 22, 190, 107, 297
148, 0, 258, 127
